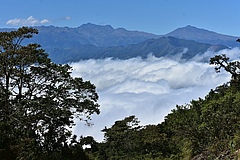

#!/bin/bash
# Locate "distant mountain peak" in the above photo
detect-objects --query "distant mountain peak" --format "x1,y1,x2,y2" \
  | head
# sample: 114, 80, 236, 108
165, 25, 239, 47
79, 23, 114, 30
168, 25, 210, 34
183, 25, 203, 31
185, 25, 196, 28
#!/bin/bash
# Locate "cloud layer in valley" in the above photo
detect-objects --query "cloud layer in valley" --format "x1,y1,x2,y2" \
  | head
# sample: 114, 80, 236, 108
70, 48, 240, 141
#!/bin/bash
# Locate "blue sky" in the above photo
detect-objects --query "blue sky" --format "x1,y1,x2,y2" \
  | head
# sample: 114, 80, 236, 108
1, 0, 240, 36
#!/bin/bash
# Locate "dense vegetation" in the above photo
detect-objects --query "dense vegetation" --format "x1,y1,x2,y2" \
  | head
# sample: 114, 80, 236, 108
0, 27, 99, 159
1, 27, 240, 159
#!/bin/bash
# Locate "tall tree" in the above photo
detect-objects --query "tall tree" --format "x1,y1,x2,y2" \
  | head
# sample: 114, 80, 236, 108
0, 27, 100, 159
100, 116, 141, 159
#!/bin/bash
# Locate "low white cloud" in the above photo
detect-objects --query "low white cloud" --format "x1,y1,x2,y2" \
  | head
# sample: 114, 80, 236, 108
6, 16, 50, 26
191, 47, 240, 62
65, 16, 71, 20
40, 19, 50, 24
69, 48, 240, 141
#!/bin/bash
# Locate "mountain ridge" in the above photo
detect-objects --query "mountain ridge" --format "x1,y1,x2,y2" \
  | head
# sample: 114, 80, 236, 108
165, 25, 240, 47
0, 24, 237, 63
33, 23, 161, 47
48, 36, 226, 63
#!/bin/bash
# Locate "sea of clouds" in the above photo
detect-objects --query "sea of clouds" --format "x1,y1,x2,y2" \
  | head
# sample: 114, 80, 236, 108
70, 47, 240, 141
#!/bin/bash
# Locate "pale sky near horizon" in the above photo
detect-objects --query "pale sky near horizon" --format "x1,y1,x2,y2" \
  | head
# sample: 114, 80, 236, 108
1, 0, 240, 36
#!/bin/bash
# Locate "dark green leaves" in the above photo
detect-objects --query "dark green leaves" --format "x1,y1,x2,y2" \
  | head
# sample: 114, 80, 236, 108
210, 54, 240, 81
0, 27, 99, 159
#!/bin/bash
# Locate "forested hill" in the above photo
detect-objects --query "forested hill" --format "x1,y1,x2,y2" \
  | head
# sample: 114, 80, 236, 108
0, 24, 237, 63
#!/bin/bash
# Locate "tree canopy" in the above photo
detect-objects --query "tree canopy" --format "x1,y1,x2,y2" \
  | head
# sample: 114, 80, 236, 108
0, 27, 100, 159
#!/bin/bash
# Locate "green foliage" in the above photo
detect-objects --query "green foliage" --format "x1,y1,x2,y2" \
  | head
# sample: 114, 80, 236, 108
0, 27, 99, 159
163, 81, 240, 159
210, 54, 240, 80
100, 116, 141, 159
88, 116, 174, 159
161, 53, 240, 159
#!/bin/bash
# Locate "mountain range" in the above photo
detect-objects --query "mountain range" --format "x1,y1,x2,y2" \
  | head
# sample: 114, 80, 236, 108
1, 23, 239, 63
166, 25, 240, 47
